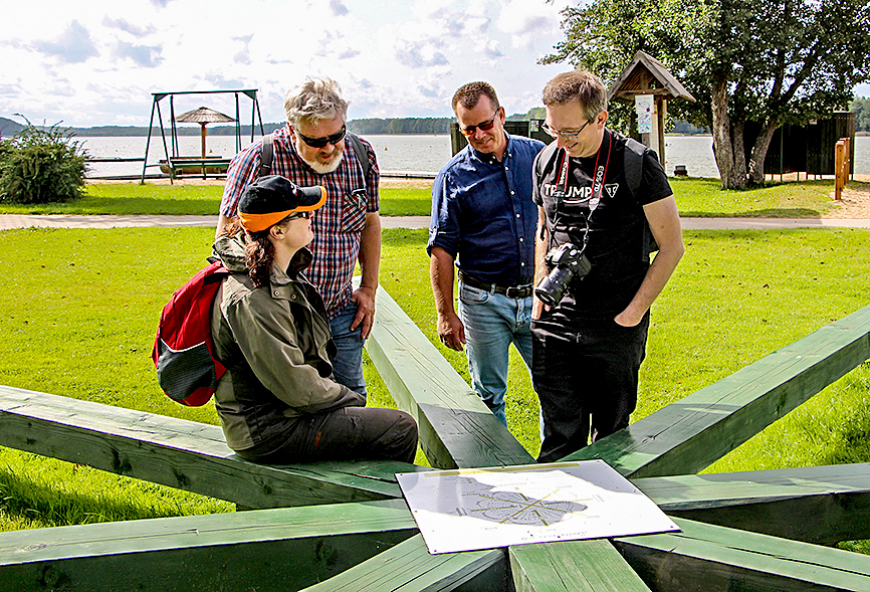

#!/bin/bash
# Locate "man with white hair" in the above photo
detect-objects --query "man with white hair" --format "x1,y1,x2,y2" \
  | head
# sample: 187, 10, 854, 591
217, 77, 381, 397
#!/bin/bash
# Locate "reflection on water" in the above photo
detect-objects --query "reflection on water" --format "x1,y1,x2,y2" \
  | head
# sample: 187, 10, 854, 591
80, 134, 870, 179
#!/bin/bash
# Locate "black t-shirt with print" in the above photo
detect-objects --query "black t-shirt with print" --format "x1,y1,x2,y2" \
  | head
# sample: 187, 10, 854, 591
533, 130, 672, 322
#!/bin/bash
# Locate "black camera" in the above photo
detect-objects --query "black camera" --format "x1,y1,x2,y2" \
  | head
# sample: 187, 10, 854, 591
535, 243, 592, 306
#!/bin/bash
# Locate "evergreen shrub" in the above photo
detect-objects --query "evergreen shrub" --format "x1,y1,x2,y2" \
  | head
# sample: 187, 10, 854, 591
0, 118, 88, 204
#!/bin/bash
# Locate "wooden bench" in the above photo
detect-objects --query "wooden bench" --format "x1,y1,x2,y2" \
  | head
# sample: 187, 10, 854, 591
2, 292, 870, 590
567, 302, 870, 477
0, 385, 420, 509
0, 499, 417, 591
163, 157, 232, 180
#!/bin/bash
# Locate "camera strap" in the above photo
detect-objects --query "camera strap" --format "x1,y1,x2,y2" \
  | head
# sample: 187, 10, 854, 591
555, 130, 613, 253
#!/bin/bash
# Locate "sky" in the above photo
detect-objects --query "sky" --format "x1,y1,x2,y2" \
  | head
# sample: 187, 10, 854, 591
3, 0, 868, 131
0, 0, 581, 128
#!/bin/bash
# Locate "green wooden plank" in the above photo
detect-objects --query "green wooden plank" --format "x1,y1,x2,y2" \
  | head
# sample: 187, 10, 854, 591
300, 534, 509, 591
509, 540, 650, 592
567, 303, 870, 478
365, 287, 646, 592
614, 517, 870, 591
0, 384, 420, 508
0, 499, 416, 591
637, 463, 870, 544
366, 287, 535, 469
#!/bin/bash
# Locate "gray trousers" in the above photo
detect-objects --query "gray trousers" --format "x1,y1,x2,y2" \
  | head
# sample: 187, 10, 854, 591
237, 407, 418, 465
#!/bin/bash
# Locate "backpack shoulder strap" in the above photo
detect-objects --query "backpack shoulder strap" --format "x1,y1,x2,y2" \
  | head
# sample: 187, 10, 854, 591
347, 132, 371, 181
623, 136, 646, 198
534, 142, 561, 247
619, 135, 660, 259
258, 132, 274, 178
534, 141, 560, 179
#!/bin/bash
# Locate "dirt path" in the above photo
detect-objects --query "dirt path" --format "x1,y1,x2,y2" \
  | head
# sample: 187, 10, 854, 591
825, 181, 870, 218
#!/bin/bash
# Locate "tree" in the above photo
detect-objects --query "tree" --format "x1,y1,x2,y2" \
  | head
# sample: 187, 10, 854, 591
543, 0, 870, 189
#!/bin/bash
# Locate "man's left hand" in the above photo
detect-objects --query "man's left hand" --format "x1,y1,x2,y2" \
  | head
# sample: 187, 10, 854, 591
351, 286, 376, 339
614, 309, 643, 327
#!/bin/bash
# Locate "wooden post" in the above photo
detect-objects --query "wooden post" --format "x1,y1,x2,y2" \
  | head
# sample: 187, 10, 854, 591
835, 137, 851, 200
835, 139, 846, 200
654, 95, 666, 167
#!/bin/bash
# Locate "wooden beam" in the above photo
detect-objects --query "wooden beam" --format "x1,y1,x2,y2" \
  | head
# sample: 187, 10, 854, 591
566, 303, 870, 478
614, 517, 870, 591
510, 541, 650, 592
300, 535, 509, 591
366, 287, 534, 469
0, 385, 418, 508
637, 463, 870, 544
362, 288, 646, 591
0, 499, 416, 591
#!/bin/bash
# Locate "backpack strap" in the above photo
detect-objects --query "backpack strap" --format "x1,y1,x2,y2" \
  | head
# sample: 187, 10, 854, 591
259, 132, 274, 178
347, 132, 371, 187
534, 142, 561, 248
622, 136, 659, 259
534, 141, 560, 180
261, 130, 371, 190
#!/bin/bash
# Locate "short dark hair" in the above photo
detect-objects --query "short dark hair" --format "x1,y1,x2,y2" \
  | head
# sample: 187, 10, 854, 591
452, 81, 500, 114
542, 71, 607, 122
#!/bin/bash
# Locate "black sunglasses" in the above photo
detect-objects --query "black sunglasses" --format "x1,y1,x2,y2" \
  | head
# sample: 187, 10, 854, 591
296, 125, 347, 148
459, 111, 499, 137
285, 210, 313, 221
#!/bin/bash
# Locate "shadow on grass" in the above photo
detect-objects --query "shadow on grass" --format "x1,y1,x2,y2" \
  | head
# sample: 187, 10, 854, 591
680, 207, 823, 218
381, 227, 428, 247
0, 197, 221, 216
0, 469, 205, 529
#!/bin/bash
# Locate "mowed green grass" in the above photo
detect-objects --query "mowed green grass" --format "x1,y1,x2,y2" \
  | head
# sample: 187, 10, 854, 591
2, 226, 870, 558
0, 177, 862, 217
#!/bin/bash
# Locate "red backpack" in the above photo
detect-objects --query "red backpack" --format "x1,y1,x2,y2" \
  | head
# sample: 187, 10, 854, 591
152, 260, 231, 406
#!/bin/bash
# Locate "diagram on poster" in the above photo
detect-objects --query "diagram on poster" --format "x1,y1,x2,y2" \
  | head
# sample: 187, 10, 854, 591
635, 94, 654, 133
396, 459, 679, 555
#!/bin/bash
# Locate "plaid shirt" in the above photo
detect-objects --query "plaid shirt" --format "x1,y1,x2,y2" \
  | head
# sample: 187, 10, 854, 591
221, 124, 380, 319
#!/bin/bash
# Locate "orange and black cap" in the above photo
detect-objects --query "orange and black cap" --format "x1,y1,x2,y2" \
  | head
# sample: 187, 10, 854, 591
237, 175, 326, 232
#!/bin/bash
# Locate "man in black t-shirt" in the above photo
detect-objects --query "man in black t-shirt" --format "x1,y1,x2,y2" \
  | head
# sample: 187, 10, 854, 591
532, 71, 684, 463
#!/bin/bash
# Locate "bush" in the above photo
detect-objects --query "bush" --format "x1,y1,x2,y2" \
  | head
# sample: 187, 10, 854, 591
0, 117, 88, 204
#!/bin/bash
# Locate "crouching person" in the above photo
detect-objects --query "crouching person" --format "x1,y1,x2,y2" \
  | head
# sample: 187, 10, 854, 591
211, 175, 418, 464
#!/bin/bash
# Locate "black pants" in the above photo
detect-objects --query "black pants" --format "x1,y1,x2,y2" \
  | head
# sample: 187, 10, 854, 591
238, 407, 418, 465
532, 313, 649, 463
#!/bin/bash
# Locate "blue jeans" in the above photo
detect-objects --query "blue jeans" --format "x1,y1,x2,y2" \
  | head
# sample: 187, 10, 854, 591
330, 300, 367, 396
458, 281, 534, 426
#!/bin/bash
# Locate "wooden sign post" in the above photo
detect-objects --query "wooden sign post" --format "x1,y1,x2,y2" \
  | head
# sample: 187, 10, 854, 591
608, 51, 695, 172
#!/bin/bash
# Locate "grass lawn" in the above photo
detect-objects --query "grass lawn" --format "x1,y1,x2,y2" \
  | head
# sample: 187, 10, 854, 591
0, 177, 862, 217
2, 226, 870, 555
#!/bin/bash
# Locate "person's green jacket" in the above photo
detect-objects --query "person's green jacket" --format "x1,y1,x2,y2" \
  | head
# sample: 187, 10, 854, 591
210, 234, 364, 453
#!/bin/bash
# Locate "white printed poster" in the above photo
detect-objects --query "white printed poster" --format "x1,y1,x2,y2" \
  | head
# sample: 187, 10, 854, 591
635, 94, 654, 133
396, 460, 679, 555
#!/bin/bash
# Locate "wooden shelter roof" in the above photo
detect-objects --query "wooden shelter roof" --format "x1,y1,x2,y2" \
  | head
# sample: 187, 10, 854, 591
174, 106, 236, 124
608, 51, 696, 103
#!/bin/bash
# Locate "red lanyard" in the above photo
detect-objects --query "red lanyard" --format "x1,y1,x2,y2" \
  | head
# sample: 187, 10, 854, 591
556, 130, 613, 218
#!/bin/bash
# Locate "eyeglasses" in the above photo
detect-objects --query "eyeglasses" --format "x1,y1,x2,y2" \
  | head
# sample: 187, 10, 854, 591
296, 125, 347, 148
459, 111, 499, 137
542, 119, 593, 140
285, 210, 312, 221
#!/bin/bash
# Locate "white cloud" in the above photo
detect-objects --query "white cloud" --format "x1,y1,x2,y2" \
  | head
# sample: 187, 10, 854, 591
33, 21, 99, 64
0, 0, 576, 126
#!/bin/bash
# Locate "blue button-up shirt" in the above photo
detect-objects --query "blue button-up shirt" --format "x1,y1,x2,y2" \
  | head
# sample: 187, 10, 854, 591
427, 133, 546, 286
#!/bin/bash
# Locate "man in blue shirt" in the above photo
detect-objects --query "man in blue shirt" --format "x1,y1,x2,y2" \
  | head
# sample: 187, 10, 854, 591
427, 82, 546, 426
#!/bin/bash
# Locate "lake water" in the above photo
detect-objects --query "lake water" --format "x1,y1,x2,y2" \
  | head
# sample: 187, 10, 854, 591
80, 134, 870, 179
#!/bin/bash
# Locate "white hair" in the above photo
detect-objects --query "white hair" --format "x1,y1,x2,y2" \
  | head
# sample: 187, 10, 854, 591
284, 77, 349, 125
